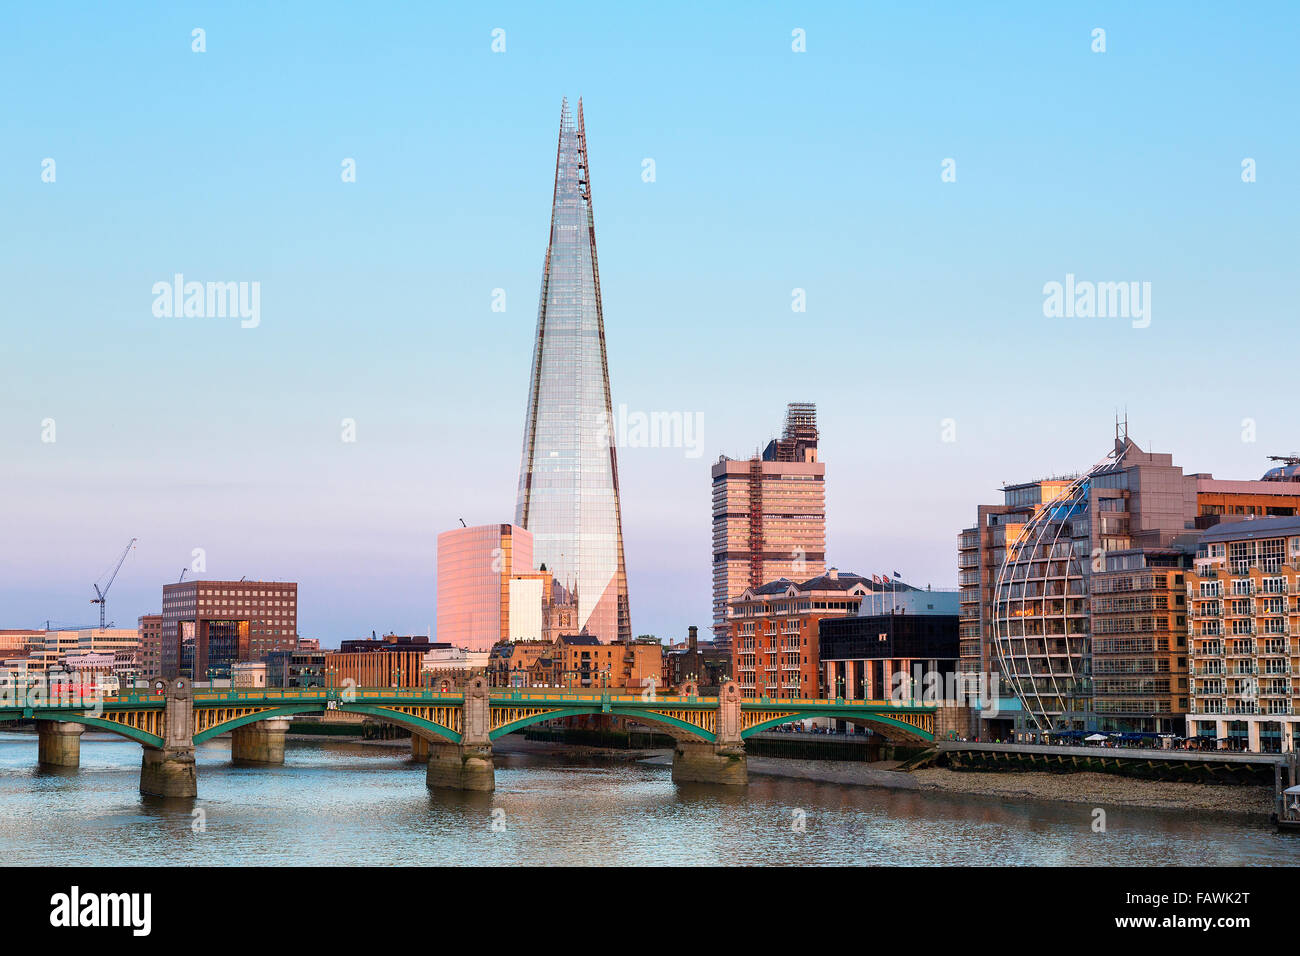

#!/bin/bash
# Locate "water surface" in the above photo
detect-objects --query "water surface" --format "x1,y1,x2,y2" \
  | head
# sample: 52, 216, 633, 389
0, 732, 1293, 866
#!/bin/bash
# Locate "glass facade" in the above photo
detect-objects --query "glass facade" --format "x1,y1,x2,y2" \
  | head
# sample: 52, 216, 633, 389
515, 98, 631, 643
994, 475, 1095, 732
436, 524, 533, 651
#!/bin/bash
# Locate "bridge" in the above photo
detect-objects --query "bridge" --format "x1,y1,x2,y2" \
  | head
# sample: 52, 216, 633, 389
0, 677, 955, 797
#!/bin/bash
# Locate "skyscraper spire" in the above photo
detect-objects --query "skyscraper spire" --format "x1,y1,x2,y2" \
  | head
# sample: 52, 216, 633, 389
516, 98, 631, 643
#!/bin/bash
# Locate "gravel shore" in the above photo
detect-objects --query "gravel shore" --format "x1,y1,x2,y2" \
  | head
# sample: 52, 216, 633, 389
709, 755, 1275, 817
911, 767, 1273, 816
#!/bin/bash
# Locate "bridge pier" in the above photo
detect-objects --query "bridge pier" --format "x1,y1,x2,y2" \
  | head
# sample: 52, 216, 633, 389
140, 678, 197, 799
426, 676, 494, 792
231, 718, 289, 765
425, 741, 495, 791
410, 734, 430, 761
671, 740, 748, 785
671, 679, 747, 786
37, 720, 84, 769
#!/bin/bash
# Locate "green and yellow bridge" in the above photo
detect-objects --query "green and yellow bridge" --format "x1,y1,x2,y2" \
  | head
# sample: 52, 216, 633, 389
0, 677, 945, 796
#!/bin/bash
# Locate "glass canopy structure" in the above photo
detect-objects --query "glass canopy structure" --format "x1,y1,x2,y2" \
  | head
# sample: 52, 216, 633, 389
515, 98, 631, 644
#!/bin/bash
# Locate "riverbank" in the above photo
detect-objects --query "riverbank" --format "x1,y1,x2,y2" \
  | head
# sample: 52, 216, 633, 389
911, 767, 1274, 816
638, 752, 1273, 816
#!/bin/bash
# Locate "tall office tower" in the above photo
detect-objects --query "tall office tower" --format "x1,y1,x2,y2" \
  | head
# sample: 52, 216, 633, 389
711, 403, 826, 640
515, 98, 631, 644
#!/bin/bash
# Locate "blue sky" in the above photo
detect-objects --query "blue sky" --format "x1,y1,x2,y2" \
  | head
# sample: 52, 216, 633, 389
2, 2, 1296, 645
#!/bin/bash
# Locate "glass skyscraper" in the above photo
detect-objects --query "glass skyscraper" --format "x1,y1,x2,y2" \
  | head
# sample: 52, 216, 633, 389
515, 98, 631, 644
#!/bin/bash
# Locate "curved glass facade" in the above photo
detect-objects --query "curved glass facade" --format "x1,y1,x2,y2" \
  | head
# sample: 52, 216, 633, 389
993, 476, 1093, 732
515, 98, 631, 643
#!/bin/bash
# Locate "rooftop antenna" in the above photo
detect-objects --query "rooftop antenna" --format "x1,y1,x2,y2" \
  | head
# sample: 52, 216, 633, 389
459, 517, 467, 527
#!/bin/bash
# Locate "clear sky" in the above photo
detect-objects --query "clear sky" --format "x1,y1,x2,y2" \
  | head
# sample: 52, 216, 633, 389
2, 2, 1296, 646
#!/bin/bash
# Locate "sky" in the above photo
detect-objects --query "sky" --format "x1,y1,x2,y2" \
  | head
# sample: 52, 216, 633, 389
2, 2, 1297, 646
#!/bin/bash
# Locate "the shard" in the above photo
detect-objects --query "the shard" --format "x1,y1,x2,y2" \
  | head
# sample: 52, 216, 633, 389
515, 98, 631, 643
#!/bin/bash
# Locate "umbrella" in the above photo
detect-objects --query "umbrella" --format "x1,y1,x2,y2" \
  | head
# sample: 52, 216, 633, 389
1084, 733, 1107, 742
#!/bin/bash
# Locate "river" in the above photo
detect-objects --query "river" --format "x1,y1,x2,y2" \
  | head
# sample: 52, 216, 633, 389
0, 732, 1293, 866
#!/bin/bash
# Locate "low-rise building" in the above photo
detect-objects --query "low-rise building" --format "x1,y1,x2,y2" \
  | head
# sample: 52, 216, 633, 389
819, 588, 960, 703
325, 634, 432, 688
489, 640, 555, 688
231, 661, 268, 688
664, 625, 731, 694
265, 649, 326, 688
422, 646, 491, 688
729, 569, 875, 699
554, 634, 661, 691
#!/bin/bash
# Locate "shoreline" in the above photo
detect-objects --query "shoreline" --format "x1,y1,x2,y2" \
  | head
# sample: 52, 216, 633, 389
637, 752, 1274, 818
212, 733, 1282, 818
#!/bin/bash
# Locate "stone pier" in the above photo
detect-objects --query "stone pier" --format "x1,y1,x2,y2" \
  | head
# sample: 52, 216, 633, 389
410, 734, 430, 761
37, 720, 84, 769
670, 680, 748, 785
425, 741, 495, 791
231, 718, 289, 764
140, 678, 197, 798
426, 676, 494, 792
670, 740, 749, 785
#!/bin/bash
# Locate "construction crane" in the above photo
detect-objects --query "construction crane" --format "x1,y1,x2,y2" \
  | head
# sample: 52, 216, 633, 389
90, 538, 137, 628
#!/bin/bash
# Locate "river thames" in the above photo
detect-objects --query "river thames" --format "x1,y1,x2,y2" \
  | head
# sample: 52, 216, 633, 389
1, 732, 1294, 866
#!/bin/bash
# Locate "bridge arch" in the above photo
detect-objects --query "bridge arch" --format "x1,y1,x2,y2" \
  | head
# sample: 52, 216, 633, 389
740, 711, 934, 743
488, 704, 716, 743
192, 704, 324, 745
339, 703, 462, 744
33, 711, 165, 749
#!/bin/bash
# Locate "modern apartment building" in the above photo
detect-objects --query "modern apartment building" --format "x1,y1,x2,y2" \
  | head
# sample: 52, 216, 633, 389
160, 580, 298, 679
1186, 516, 1300, 752
1089, 549, 1191, 733
712, 403, 825, 640
960, 430, 1300, 737
729, 569, 870, 699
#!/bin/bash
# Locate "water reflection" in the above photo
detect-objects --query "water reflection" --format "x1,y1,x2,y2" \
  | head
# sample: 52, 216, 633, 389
0, 731, 1292, 866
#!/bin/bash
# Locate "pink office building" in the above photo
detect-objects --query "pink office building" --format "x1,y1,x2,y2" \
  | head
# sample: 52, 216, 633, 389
437, 524, 537, 651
